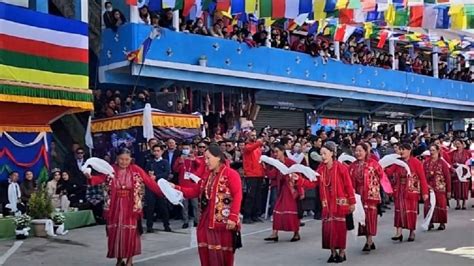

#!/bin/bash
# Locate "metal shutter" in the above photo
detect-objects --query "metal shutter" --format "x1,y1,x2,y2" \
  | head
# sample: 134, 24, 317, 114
253, 106, 306, 132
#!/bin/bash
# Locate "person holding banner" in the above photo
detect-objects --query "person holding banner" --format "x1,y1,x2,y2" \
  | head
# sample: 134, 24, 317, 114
173, 143, 243, 266
316, 141, 356, 263
385, 143, 428, 243
449, 139, 471, 210
423, 144, 451, 231
349, 143, 384, 252
263, 144, 305, 243
86, 148, 163, 266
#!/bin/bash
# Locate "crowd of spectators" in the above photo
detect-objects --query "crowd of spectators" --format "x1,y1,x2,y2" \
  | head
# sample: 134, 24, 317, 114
102, 2, 472, 84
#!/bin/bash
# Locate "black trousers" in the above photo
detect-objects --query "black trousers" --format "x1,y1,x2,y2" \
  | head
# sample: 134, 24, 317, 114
243, 178, 263, 219
314, 188, 322, 218
145, 189, 169, 229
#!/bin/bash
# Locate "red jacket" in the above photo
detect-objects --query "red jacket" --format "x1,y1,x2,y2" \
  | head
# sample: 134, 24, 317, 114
173, 156, 204, 187
243, 141, 264, 178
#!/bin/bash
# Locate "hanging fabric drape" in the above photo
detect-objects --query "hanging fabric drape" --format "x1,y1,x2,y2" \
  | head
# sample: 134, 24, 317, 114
1, 132, 47, 150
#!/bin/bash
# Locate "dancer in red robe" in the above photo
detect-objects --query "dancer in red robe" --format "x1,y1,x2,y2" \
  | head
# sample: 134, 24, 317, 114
316, 141, 356, 263
449, 139, 471, 210
349, 143, 384, 252
87, 148, 163, 266
423, 144, 451, 230
174, 144, 243, 266
264, 144, 305, 242
385, 143, 428, 242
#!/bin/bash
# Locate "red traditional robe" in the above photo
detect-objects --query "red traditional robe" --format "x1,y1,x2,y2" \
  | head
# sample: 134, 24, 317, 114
385, 157, 428, 230
316, 161, 356, 250
449, 149, 471, 200
177, 165, 242, 266
89, 164, 163, 259
266, 158, 304, 232
423, 158, 451, 224
348, 158, 383, 237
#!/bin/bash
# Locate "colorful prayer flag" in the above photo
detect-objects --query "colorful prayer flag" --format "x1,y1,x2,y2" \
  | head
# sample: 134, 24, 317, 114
408, 6, 423, 27
285, 0, 300, 19
334, 24, 346, 41
272, 0, 285, 18
183, 0, 196, 16
216, 0, 230, 11
259, 0, 272, 17
231, 0, 245, 14
246, 0, 257, 13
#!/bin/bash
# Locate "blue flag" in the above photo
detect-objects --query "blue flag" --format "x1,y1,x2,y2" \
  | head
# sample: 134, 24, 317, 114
232, 0, 245, 14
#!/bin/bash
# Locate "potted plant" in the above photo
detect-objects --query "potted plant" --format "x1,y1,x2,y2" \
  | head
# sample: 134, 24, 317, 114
198, 55, 208, 67
28, 185, 54, 237
51, 213, 65, 232
13, 214, 31, 239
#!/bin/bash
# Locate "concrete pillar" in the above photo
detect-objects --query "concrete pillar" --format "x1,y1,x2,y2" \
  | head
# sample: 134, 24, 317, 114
432, 46, 439, 79
266, 26, 271, 47
130, 4, 139, 23
75, 0, 88, 23
173, 10, 179, 32
30, 0, 48, 13
334, 41, 340, 60
389, 39, 396, 70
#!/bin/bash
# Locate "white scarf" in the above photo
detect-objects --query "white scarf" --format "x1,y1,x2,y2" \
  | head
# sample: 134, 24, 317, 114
286, 150, 305, 164
7, 182, 21, 213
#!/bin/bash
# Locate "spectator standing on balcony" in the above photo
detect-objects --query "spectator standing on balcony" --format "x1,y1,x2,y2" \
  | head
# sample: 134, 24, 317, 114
159, 9, 175, 30
292, 37, 307, 53
114, 96, 122, 114
192, 18, 208, 35
412, 57, 423, 74
105, 99, 118, 117
110, 9, 126, 32
103, 1, 114, 29
151, 13, 160, 27
253, 23, 267, 47
138, 5, 151, 24
132, 92, 147, 110
210, 22, 224, 38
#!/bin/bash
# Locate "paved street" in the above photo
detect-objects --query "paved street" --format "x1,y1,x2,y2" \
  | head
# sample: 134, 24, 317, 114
1, 199, 473, 266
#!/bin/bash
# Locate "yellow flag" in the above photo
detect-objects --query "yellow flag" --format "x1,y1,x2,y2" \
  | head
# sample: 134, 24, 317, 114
264, 17, 274, 27
221, 7, 232, 19
364, 22, 373, 39
448, 39, 460, 52
336, 0, 349, 9
385, 4, 395, 26
245, 0, 257, 14
449, 5, 466, 30
314, 0, 327, 20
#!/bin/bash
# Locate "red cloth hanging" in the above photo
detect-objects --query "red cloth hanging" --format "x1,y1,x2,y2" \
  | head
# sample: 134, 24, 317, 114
0, 146, 49, 168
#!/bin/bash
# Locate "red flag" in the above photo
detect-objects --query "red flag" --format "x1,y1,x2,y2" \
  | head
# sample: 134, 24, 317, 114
339, 9, 354, 24
183, 0, 196, 16
408, 6, 423, 27
377, 30, 389, 48
216, 0, 230, 11
334, 24, 346, 42
125, 0, 137, 5
272, 0, 285, 18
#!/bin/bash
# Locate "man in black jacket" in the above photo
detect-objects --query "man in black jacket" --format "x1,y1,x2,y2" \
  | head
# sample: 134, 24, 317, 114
308, 136, 323, 220
145, 145, 171, 232
162, 138, 181, 183
64, 147, 88, 204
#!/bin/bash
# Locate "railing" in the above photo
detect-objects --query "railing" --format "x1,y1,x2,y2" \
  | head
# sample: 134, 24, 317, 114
100, 24, 474, 109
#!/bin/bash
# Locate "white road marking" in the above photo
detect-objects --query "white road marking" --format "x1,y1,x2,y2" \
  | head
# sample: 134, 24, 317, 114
135, 219, 314, 263
0, 241, 23, 265
428, 247, 474, 260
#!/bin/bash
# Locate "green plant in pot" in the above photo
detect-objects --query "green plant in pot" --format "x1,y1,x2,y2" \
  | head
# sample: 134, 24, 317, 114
13, 214, 31, 239
28, 184, 54, 237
